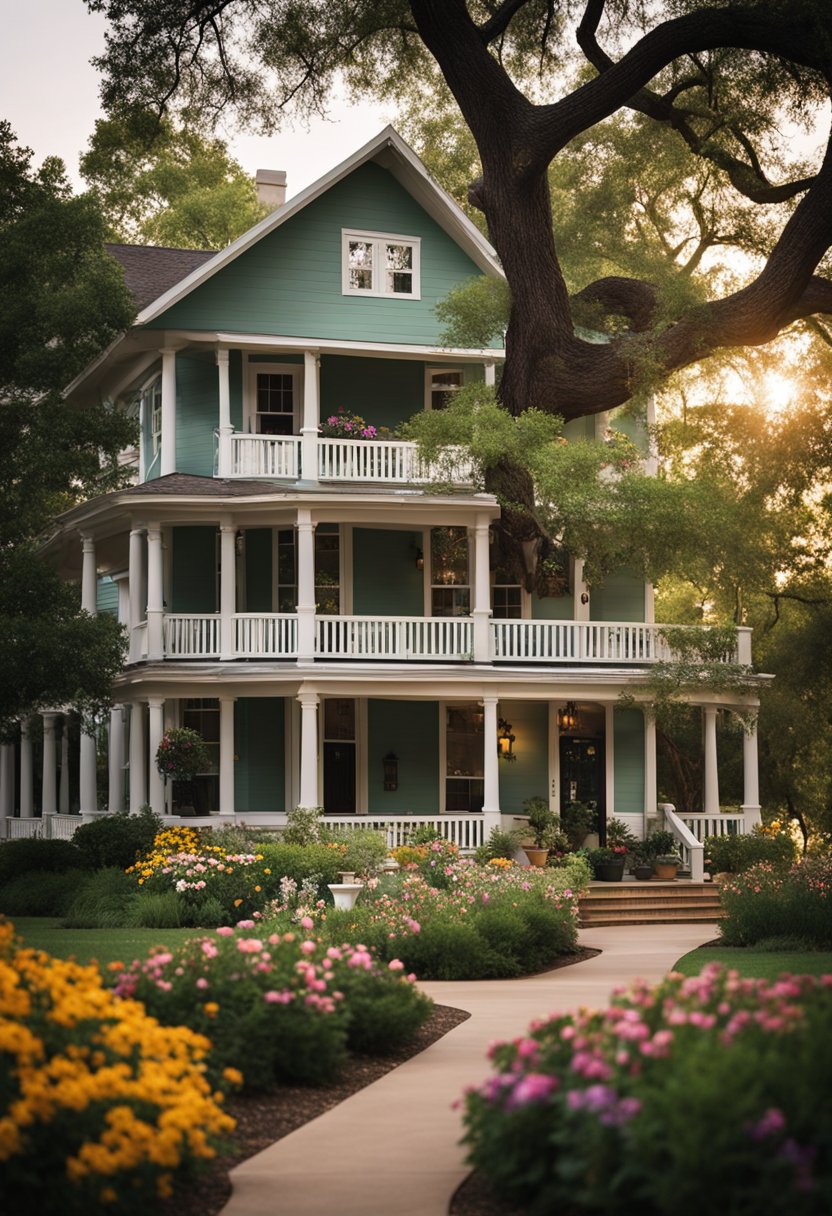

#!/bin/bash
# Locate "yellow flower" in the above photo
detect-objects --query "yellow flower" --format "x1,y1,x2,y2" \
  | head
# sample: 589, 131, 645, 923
222, 1067, 243, 1087
204, 1002, 220, 1018
263, 868, 271, 875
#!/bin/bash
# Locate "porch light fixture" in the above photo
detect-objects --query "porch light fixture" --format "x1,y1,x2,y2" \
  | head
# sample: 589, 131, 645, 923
415, 548, 424, 570
383, 752, 399, 791
558, 702, 580, 734
497, 718, 516, 762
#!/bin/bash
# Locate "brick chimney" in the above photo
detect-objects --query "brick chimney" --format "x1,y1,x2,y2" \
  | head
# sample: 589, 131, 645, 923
255, 169, 287, 210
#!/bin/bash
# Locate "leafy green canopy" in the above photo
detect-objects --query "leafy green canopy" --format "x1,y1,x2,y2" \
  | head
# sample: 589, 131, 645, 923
80, 116, 268, 249
0, 124, 135, 732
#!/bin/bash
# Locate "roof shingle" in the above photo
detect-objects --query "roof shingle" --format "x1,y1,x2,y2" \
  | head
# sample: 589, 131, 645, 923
105, 243, 215, 311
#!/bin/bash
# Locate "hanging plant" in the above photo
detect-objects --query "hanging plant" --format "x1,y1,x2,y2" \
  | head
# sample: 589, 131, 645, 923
155, 728, 211, 783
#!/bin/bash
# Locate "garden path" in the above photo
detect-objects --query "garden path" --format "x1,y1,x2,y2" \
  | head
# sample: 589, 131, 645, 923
221, 923, 717, 1216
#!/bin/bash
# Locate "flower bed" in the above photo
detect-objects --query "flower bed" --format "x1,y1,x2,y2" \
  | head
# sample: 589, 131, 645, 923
0, 920, 236, 1214
461, 964, 832, 1215
113, 920, 432, 1090
719, 858, 832, 947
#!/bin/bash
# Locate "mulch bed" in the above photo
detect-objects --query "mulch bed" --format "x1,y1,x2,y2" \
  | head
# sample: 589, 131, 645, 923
163, 947, 599, 1216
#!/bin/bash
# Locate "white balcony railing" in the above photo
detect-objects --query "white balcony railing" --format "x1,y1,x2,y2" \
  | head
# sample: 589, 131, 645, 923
230, 433, 301, 479
154, 614, 744, 665
316, 615, 474, 660
317, 437, 473, 484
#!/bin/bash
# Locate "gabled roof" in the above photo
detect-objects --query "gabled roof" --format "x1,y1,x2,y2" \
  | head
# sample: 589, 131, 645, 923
106, 244, 214, 310
135, 125, 503, 326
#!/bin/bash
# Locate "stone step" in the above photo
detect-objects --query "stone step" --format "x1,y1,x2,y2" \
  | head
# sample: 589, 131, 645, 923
578, 881, 723, 927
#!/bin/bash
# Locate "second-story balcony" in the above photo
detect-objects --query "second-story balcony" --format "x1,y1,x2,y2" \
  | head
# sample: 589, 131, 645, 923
221, 431, 475, 486
146, 615, 751, 666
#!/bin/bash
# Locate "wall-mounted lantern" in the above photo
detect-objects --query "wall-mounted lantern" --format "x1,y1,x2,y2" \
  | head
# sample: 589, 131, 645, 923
415, 548, 424, 570
383, 752, 399, 790
558, 701, 580, 734
497, 718, 516, 762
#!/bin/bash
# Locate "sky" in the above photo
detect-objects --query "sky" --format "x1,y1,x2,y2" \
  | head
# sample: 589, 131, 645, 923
0, 0, 390, 197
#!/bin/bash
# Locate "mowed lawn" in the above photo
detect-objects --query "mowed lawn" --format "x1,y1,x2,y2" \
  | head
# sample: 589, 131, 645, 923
9, 918, 203, 967
674, 944, 832, 980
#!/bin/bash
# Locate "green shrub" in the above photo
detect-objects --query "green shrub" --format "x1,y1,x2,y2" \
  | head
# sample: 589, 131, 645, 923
561, 802, 596, 850
462, 965, 832, 1216
62, 867, 135, 928
256, 842, 344, 897
719, 859, 832, 947
123, 890, 186, 928
280, 806, 324, 845
71, 806, 161, 870
335, 963, 433, 1055
475, 827, 525, 863
0, 837, 89, 885
319, 827, 388, 876
705, 827, 798, 875
0, 870, 80, 916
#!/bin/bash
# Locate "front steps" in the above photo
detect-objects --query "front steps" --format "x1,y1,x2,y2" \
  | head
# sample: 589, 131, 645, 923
579, 880, 723, 927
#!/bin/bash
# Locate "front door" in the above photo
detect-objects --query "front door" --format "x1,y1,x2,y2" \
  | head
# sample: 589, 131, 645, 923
560, 736, 605, 841
323, 698, 356, 814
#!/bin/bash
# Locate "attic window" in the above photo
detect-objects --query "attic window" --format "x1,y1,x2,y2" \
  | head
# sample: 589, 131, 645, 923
342, 229, 420, 299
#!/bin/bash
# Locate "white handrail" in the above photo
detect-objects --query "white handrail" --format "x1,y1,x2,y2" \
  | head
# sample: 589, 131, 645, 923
662, 803, 705, 881
315, 615, 473, 660
231, 433, 301, 478
322, 814, 485, 850
163, 614, 221, 658
234, 614, 298, 657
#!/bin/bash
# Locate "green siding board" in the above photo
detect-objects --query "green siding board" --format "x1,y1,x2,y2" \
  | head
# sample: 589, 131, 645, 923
321, 357, 424, 431
498, 700, 549, 814
144, 164, 496, 347
613, 708, 644, 815
234, 698, 284, 812
353, 529, 424, 616
245, 529, 273, 611
96, 576, 118, 617
170, 527, 217, 612
368, 700, 439, 814
531, 593, 573, 620
176, 352, 218, 477
590, 572, 645, 622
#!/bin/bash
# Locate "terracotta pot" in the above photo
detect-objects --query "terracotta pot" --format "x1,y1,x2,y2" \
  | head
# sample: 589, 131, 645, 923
524, 847, 550, 868
653, 862, 678, 881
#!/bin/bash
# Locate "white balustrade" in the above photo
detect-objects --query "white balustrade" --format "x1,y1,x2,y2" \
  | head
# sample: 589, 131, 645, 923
322, 814, 485, 851
663, 804, 706, 881
231, 433, 301, 478
317, 437, 474, 485
492, 620, 734, 664
6, 818, 46, 839
163, 614, 221, 658
316, 615, 473, 660
235, 614, 298, 657
681, 812, 747, 840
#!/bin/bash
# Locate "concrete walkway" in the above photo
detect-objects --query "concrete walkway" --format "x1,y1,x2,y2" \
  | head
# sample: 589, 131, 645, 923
222, 923, 717, 1216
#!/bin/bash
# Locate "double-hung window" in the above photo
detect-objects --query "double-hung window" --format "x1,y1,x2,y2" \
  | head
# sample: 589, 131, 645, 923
342, 229, 420, 299
140, 375, 163, 456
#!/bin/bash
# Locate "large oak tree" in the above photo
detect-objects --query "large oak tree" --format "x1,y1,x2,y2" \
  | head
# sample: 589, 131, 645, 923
87, 0, 832, 419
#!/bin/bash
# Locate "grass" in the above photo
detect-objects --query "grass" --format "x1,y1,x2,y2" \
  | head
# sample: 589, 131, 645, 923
9, 917, 202, 967
673, 944, 832, 980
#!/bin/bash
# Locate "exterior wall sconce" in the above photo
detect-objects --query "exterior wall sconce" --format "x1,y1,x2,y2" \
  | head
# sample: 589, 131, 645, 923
558, 701, 579, 734
497, 717, 516, 761
415, 549, 424, 570
383, 752, 399, 791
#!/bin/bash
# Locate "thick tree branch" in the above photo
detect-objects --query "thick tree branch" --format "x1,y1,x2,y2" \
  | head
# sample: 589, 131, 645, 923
478, 0, 529, 45
571, 277, 659, 332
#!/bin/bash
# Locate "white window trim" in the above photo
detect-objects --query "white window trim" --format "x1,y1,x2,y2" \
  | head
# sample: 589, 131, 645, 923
138, 372, 163, 459
245, 361, 303, 435
424, 366, 464, 411
341, 228, 421, 300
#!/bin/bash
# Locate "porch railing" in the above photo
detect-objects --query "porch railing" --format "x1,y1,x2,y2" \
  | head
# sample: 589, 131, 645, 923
679, 811, 747, 840
492, 620, 680, 663
316, 615, 474, 660
322, 813, 485, 850
164, 614, 221, 658
235, 614, 298, 658
3, 815, 83, 841
231, 433, 301, 478
663, 804, 706, 881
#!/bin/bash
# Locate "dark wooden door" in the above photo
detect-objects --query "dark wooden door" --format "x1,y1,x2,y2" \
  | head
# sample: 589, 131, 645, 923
324, 741, 356, 814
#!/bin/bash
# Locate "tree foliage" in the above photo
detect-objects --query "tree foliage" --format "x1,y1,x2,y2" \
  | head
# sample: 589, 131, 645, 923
80, 116, 268, 249
0, 124, 134, 731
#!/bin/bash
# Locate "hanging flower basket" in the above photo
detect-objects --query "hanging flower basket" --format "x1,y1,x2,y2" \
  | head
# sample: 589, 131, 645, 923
155, 728, 211, 783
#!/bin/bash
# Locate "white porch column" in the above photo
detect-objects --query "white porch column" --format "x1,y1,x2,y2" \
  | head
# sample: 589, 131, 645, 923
482, 696, 501, 833
59, 719, 70, 813
605, 703, 615, 826
128, 526, 145, 662
0, 743, 14, 822
146, 526, 164, 660
296, 509, 316, 661
703, 706, 720, 815
472, 515, 492, 663
129, 704, 147, 811
147, 699, 165, 815
644, 583, 655, 624
79, 722, 98, 815
297, 691, 319, 808
220, 521, 237, 660
19, 719, 34, 817
573, 559, 590, 622
41, 712, 58, 817
216, 348, 233, 477
484, 362, 496, 387
108, 706, 125, 813
81, 535, 97, 613
160, 347, 177, 476
643, 709, 657, 835
219, 697, 236, 818
301, 350, 320, 481
741, 715, 762, 830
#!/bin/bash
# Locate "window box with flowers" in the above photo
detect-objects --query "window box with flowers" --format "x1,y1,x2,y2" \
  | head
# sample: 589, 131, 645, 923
319, 408, 393, 441
156, 727, 212, 815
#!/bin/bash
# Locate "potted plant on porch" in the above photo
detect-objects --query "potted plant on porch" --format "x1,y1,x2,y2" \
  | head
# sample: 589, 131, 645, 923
521, 796, 559, 867
585, 846, 628, 882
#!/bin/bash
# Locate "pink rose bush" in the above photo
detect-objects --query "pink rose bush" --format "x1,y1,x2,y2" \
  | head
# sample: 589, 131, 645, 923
113, 921, 432, 1090
462, 964, 832, 1214
719, 858, 832, 948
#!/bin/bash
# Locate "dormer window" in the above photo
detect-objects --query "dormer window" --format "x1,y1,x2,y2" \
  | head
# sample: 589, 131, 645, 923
342, 229, 420, 299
